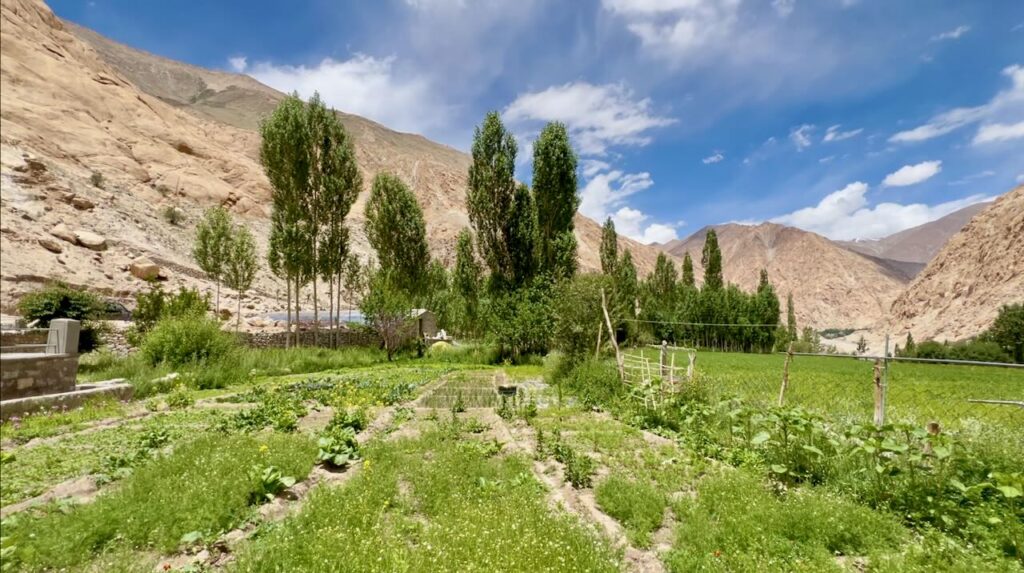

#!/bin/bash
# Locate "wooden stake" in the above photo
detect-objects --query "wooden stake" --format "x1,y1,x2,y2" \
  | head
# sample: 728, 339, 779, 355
778, 342, 793, 407
687, 350, 696, 380
601, 288, 625, 382
595, 320, 603, 359
660, 340, 668, 379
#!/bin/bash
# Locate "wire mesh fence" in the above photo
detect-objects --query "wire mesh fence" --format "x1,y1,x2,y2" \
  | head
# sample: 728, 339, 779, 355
626, 346, 1024, 430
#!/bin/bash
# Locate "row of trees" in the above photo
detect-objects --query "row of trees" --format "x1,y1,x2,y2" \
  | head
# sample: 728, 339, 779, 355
598, 222, 787, 352
192, 207, 258, 332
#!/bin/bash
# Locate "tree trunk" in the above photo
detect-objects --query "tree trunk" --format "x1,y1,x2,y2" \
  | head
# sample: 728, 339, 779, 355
327, 275, 334, 349
236, 294, 241, 334
215, 281, 221, 316
285, 276, 292, 349
295, 276, 302, 348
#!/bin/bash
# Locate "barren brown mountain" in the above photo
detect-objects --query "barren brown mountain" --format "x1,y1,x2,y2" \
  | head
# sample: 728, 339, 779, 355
888, 186, 1024, 342
661, 223, 909, 329
0, 0, 659, 317
837, 201, 990, 266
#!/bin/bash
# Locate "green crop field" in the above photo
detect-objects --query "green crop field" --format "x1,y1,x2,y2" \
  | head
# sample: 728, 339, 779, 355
629, 348, 1024, 429
1, 348, 1021, 572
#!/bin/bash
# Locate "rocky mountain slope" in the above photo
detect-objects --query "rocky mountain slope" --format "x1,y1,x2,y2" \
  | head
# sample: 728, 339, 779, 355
888, 186, 1024, 341
0, 0, 659, 318
661, 223, 909, 329
837, 201, 989, 266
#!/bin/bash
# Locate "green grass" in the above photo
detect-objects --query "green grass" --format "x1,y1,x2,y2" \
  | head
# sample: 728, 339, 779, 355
631, 349, 1024, 428
4, 433, 317, 570
230, 427, 621, 572
0, 397, 127, 445
420, 371, 499, 408
0, 408, 225, 507
594, 475, 667, 548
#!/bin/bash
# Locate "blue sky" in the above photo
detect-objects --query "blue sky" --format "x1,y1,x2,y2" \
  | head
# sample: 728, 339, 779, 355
53, 0, 1024, 244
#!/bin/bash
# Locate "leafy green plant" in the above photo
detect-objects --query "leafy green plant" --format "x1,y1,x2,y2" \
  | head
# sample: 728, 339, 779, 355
16, 282, 106, 351
249, 464, 296, 504
166, 385, 194, 410
317, 426, 360, 468
595, 475, 667, 547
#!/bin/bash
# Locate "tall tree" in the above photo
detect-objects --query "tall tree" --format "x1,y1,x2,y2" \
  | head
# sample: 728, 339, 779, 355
224, 224, 259, 333
509, 183, 539, 289
532, 122, 579, 278
260, 92, 359, 346
701, 229, 724, 290
680, 252, 695, 288
364, 172, 430, 297
453, 229, 483, 336
192, 206, 233, 314
600, 217, 618, 276
754, 269, 781, 351
466, 111, 518, 291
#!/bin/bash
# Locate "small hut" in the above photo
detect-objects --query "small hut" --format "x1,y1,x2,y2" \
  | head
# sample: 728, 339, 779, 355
410, 309, 437, 339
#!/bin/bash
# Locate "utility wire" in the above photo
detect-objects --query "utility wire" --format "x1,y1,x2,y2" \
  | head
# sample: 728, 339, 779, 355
622, 318, 781, 328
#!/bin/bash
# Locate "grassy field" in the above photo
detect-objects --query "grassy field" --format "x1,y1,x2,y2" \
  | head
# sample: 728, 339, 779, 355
1, 348, 1021, 571
630, 348, 1024, 428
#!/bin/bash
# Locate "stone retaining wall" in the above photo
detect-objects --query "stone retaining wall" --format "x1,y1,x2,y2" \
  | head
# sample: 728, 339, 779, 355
0, 354, 78, 400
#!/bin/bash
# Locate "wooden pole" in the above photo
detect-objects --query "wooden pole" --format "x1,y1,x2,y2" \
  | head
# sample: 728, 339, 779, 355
873, 359, 884, 426
601, 288, 624, 382
687, 350, 696, 380
660, 340, 667, 379
595, 321, 603, 359
778, 342, 793, 407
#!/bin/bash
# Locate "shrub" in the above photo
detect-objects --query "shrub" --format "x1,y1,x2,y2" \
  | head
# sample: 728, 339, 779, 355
128, 284, 210, 344
140, 316, 235, 367
552, 358, 622, 408
166, 385, 194, 409
161, 206, 185, 226
16, 282, 105, 352
90, 170, 104, 188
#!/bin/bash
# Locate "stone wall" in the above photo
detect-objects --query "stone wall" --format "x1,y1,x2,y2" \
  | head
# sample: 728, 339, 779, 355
0, 354, 78, 400
239, 329, 379, 350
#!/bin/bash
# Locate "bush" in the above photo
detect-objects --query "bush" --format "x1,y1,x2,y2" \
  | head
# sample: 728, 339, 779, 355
140, 316, 235, 367
89, 170, 104, 188
16, 282, 106, 352
130, 284, 209, 340
595, 475, 667, 547
550, 358, 622, 408
161, 205, 185, 226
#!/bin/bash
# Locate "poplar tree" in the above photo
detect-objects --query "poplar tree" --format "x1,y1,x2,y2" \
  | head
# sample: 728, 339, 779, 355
509, 183, 538, 289
453, 229, 482, 335
786, 293, 797, 340
193, 206, 233, 314
701, 228, 724, 290
224, 224, 259, 333
467, 112, 518, 291
600, 217, 618, 275
532, 121, 579, 279
364, 172, 430, 297
680, 252, 695, 288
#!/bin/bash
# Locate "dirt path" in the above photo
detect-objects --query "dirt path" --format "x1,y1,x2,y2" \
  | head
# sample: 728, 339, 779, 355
495, 415, 670, 573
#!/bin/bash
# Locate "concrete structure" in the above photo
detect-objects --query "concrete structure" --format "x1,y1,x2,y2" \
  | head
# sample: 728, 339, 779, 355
0, 319, 132, 420
410, 309, 437, 339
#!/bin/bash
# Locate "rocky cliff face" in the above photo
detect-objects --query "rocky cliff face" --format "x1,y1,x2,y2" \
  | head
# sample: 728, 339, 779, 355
888, 186, 1024, 341
662, 223, 909, 329
0, 0, 660, 318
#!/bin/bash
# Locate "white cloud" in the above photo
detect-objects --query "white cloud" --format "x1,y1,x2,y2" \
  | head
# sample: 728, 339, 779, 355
948, 170, 995, 186
772, 0, 795, 17
503, 82, 675, 155
771, 181, 991, 240
702, 152, 724, 164
602, 0, 742, 58
581, 159, 612, 179
612, 207, 680, 244
243, 54, 447, 136
789, 124, 814, 150
1017, 173, 1024, 184
228, 56, 247, 72
882, 160, 942, 187
579, 169, 654, 221
818, 155, 836, 164
823, 124, 863, 142
932, 25, 970, 41
891, 64, 1024, 144
972, 120, 1024, 145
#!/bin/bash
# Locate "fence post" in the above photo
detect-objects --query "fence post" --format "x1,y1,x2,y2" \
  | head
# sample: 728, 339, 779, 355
595, 321, 603, 359
660, 340, 668, 379
873, 359, 884, 426
601, 288, 625, 382
881, 334, 890, 425
778, 342, 793, 407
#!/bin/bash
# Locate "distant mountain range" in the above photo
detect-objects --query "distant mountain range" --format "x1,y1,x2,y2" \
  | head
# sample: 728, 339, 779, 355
837, 202, 990, 264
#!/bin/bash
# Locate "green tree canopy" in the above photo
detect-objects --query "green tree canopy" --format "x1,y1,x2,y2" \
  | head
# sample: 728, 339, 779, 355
192, 206, 233, 312
600, 217, 618, 276
467, 111, 518, 291
702, 228, 724, 290
224, 224, 259, 332
680, 252, 695, 288
364, 172, 430, 297
532, 122, 579, 278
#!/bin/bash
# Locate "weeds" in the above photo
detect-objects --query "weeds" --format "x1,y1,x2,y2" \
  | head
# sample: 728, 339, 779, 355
594, 475, 667, 547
